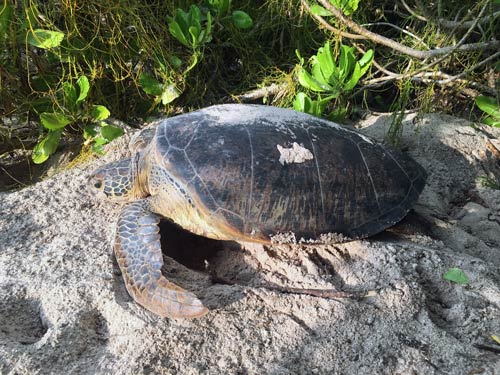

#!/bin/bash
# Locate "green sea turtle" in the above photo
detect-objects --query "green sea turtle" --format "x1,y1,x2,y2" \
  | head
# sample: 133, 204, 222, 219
89, 104, 427, 319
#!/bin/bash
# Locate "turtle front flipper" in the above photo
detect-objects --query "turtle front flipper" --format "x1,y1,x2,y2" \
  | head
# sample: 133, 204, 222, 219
114, 200, 208, 318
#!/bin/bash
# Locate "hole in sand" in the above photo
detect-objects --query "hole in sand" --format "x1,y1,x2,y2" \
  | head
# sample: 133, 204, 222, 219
159, 219, 235, 271
0, 295, 47, 345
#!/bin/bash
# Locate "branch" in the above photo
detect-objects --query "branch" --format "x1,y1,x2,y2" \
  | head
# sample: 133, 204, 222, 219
234, 83, 288, 102
362, 70, 498, 96
300, 0, 365, 40
312, 0, 500, 59
400, 0, 500, 30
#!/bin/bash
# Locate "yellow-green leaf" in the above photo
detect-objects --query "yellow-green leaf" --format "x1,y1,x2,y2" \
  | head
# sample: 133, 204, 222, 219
32, 130, 62, 164
40, 112, 72, 130
27, 29, 64, 49
91, 105, 110, 121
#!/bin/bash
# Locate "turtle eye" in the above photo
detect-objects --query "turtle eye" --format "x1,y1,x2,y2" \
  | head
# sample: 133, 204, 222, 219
94, 180, 103, 189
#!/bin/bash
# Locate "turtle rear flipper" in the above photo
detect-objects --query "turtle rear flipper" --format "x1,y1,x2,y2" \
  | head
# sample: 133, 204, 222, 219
115, 200, 208, 318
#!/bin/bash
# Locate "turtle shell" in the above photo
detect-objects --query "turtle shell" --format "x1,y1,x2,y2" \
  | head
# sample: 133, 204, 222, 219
151, 104, 426, 242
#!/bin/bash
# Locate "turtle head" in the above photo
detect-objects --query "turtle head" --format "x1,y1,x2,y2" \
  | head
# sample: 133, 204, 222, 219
89, 154, 148, 202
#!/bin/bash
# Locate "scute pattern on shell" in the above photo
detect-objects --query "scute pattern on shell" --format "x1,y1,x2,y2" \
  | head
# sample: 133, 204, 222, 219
149, 104, 426, 241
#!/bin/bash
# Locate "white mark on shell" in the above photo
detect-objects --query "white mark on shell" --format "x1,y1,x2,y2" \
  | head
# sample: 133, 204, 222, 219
277, 142, 314, 165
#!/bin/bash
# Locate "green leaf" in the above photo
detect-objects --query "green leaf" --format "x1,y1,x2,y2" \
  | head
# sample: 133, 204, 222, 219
139, 73, 164, 96
161, 84, 181, 105
293, 92, 326, 117
189, 25, 200, 47
204, 11, 212, 43
293, 92, 309, 113
483, 117, 500, 127
40, 112, 72, 130
297, 67, 332, 92
358, 49, 374, 69
208, 0, 232, 15
62, 82, 77, 110
91, 105, 110, 121
101, 125, 124, 142
344, 62, 362, 91
76, 76, 90, 104
32, 130, 62, 164
339, 44, 355, 81
330, 0, 360, 15
92, 137, 108, 154
27, 29, 64, 49
310, 4, 333, 16
232, 10, 253, 29
83, 125, 97, 141
314, 42, 336, 85
168, 19, 190, 47
443, 267, 469, 285
168, 55, 183, 69
475, 96, 500, 119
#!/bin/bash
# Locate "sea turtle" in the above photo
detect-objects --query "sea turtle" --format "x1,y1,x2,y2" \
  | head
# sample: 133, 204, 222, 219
89, 104, 427, 319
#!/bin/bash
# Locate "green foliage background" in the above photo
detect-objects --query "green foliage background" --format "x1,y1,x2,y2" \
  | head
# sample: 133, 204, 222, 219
0, 0, 499, 187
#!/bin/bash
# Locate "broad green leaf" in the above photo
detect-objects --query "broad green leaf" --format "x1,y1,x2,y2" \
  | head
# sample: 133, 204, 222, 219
139, 73, 164, 96
314, 42, 336, 84
330, 0, 360, 15
310, 4, 333, 16
91, 105, 110, 121
101, 125, 124, 142
189, 25, 200, 48
443, 267, 469, 285
189, 4, 202, 25
475, 96, 500, 119
339, 45, 355, 82
208, 0, 231, 15
0, 4, 14, 39
40, 112, 72, 130
232, 10, 253, 29
358, 49, 374, 69
168, 55, 182, 69
168, 19, 190, 47
62, 82, 77, 109
161, 84, 181, 105
27, 29, 64, 49
204, 11, 212, 42
92, 137, 108, 154
293, 92, 309, 113
297, 67, 331, 92
358, 49, 374, 78
76, 76, 90, 104
311, 57, 330, 87
344, 62, 362, 91
83, 125, 97, 141
172, 9, 189, 35
32, 130, 62, 164
483, 117, 500, 127
293, 92, 325, 117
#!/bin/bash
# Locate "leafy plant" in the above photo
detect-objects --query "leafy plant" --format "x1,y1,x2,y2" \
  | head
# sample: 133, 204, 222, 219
294, 42, 373, 119
443, 267, 469, 285
141, 2, 252, 108
139, 73, 181, 107
167, 5, 212, 51
309, 0, 361, 16
475, 96, 500, 127
206, 0, 253, 29
32, 76, 123, 163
